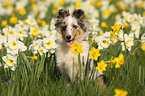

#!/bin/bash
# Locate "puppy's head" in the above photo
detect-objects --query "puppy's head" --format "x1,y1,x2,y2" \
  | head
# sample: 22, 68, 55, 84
55, 9, 87, 46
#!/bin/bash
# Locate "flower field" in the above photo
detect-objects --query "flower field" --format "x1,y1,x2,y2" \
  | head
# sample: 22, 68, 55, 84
0, 0, 145, 96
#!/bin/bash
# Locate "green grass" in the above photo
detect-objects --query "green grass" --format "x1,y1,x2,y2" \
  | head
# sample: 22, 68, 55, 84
0, 44, 145, 96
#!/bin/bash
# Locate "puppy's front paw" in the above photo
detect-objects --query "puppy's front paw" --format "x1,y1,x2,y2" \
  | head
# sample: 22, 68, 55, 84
99, 74, 110, 87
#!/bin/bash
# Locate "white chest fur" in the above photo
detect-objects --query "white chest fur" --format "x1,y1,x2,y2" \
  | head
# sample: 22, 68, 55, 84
56, 41, 89, 80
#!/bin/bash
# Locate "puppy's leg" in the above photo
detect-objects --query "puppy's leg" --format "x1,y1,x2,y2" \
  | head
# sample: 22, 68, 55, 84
98, 73, 110, 86
95, 72, 110, 89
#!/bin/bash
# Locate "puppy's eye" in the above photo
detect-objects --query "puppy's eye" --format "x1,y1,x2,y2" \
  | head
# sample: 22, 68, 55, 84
73, 25, 78, 29
62, 25, 67, 31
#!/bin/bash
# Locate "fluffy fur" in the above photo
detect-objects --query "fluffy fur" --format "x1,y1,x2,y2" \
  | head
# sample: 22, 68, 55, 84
55, 9, 107, 83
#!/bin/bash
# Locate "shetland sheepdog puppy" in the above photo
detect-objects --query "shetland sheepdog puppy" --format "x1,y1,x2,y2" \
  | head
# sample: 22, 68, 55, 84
55, 9, 109, 85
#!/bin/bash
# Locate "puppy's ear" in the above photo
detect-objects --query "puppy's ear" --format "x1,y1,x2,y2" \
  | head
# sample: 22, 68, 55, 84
72, 9, 87, 31
55, 9, 69, 28
72, 9, 85, 20
57, 9, 70, 19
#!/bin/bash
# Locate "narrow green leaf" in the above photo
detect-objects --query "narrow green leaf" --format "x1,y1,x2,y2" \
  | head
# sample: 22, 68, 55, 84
21, 53, 30, 67
21, 53, 33, 73
10, 84, 15, 96
78, 54, 81, 81
37, 54, 45, 79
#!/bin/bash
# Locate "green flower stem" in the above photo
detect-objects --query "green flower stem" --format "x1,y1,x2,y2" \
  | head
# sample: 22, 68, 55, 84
123, 33, 127, 51
85, 46, 91, 77
72, 57, 74, 82
82, 56, 85, 80
89, 63, 95, 80
78, 53, 81, 81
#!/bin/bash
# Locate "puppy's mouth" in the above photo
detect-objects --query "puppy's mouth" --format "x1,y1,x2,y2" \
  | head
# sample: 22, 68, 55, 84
67, 40, 73, 46
66, 34, 77, 46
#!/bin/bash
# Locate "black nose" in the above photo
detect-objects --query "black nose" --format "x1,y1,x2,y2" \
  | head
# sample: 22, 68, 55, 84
66, 35, 71, 40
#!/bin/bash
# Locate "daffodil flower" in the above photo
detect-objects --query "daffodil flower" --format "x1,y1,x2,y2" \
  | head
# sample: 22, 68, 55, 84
38, 47, 48, 56
114, 89, 128, 96
108, 56, 115, 68
10, 16, 18, 24
110, 31, 116, 43
6, 35, 27, 55
123, 11, 131, 22
3, 26, 17, 37
102, 9, 111, 19
30, 27, 39, 36
96, 60, 107, 73
70, 42, 83, 55
31, 54, 38, 64
114, 53, 124, 68
15, 26, 28, 41
101, 22, 108, 28
1, 20, 8, 27
15, 21, 28, 31
19, 8, 26, 16
121, 34, 133, 51
89, 47, 101, 61
95, 32, 111, 50
2, 54, 17, 71
111, 23, 122, 34
43, 37, 58, 50
30, 39, 42, 51
75, 1, 81, 8
141, 44, 145, 51
25, 15, 37, 25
